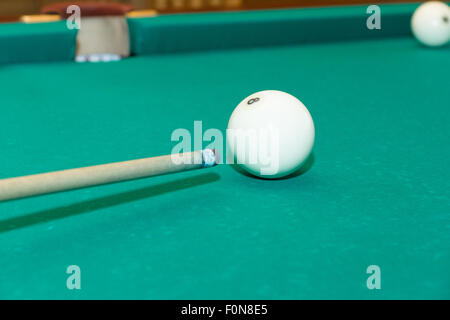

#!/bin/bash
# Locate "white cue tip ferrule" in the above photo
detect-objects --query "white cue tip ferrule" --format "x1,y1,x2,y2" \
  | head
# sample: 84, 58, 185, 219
202, 149, 217, 168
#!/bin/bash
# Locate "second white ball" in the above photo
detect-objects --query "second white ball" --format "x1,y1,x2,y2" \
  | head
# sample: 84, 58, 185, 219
411, 1, 450, 47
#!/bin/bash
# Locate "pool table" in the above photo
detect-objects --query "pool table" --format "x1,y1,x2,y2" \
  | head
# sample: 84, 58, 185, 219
0, 3, 449, 299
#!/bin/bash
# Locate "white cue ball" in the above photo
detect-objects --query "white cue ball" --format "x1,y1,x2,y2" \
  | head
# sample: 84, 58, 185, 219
411, 1, 450, 47
227, 90, 315, 179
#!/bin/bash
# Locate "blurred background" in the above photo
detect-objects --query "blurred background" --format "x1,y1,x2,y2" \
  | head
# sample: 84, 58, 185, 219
0, 1, 419, 22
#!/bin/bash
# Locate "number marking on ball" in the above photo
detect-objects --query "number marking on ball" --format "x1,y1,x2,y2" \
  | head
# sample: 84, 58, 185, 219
247, 98, 260, 105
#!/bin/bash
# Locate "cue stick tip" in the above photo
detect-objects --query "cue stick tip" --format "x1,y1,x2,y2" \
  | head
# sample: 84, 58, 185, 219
202, 149, 219, 167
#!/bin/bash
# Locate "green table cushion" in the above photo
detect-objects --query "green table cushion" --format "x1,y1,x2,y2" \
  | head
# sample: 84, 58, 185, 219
128, 4, 418, 55
0, 21, 77, 65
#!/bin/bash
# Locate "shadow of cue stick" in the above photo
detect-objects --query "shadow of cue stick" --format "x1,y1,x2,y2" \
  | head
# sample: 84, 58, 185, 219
0, 172, 220, 234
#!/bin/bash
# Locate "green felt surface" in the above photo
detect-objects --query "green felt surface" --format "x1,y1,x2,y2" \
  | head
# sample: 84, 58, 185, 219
0, 5, 449, 299
0, 21, 77, 64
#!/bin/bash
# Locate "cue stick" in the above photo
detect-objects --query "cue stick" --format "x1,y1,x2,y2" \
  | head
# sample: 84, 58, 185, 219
0, 149, 217, 202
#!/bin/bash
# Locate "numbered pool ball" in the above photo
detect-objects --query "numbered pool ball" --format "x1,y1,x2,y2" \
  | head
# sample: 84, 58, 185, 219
227, 90, 315, 179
